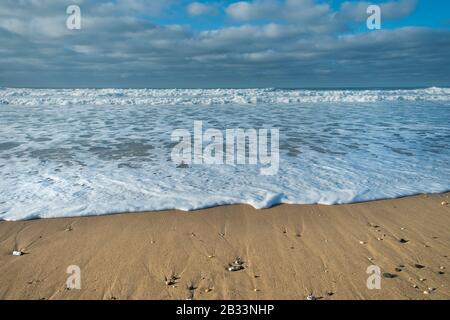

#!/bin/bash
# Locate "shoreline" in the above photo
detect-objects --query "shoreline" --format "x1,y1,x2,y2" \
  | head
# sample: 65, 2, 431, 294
4, 190, 450, 222
0, 192, 449, 299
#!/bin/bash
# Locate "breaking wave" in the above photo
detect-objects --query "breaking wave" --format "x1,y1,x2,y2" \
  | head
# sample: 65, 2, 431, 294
1, 87, 450, 106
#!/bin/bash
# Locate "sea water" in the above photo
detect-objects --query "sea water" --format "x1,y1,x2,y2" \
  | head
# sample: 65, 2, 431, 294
0, 87, 449, 220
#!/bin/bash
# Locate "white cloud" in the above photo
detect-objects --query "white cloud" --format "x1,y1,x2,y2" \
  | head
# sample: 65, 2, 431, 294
187, 2, 217, 16
226, 0, 279, 21
226, 0, 416, 24
340, 0, 417, 22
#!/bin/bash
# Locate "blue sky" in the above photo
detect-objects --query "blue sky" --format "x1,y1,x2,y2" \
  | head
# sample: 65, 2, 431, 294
0, 0, 449, 88
375, 0, 450, 28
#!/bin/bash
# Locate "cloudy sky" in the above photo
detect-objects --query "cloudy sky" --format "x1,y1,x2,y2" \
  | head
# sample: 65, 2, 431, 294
0, 0, 449, 88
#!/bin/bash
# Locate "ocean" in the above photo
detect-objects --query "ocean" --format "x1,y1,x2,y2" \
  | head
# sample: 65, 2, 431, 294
1, 87, 449, 220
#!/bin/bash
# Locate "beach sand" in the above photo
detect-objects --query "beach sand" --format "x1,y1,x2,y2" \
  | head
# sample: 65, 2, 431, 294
0, 193, 449, 300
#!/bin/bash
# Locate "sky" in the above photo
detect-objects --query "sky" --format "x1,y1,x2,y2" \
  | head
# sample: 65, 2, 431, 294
0, 0, 449, 88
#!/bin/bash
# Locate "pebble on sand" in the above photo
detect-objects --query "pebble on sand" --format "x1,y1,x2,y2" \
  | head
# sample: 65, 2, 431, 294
228, 265, 244, 272
227, 257, 245, 272
12, 250, 23, 256
306, 294, 316, 300
423, 288, 436, 295
359, 241, 366, 245
441, 201, 448, 206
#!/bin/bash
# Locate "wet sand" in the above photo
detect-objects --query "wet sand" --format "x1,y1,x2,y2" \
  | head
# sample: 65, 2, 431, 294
0, 193, 449, 300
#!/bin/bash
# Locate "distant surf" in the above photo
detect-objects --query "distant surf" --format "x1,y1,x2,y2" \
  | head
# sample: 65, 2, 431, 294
1, 87, 450, 106
0, 87, 449, 220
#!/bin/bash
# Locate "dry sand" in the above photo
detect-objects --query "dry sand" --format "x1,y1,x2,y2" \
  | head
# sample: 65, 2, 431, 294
0, 193, 449, 300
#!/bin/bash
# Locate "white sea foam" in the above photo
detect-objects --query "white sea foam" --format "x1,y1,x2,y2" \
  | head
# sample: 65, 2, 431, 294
1, 87, 450, 106
0, 88, 449, 220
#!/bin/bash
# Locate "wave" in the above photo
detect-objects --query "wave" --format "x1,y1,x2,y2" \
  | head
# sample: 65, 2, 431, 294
1, 87, 450, 106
